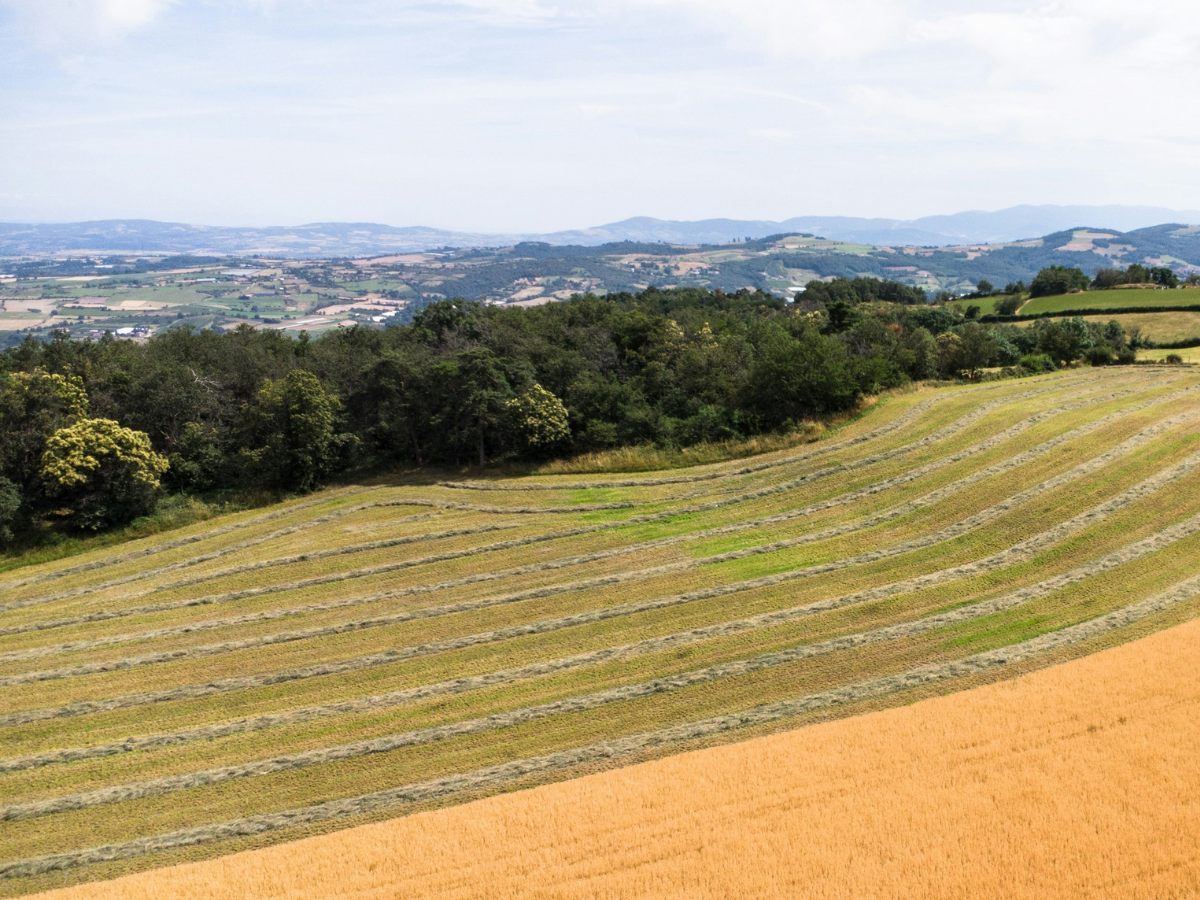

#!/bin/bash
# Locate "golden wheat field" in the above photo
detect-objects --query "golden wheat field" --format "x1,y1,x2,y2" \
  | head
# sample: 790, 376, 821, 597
34, 611, 1200, 900
4, 365, 1200, 896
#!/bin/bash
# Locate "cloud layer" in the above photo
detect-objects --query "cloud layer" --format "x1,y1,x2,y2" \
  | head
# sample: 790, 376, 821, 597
1, 0, 1198, 229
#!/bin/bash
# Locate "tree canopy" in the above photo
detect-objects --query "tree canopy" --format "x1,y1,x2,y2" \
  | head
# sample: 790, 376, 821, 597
0, 284, 1139, 546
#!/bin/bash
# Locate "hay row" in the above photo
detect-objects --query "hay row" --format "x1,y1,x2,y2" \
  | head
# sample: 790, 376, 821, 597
7, 520, 523, 615
7, 502, 1199, 821
436, 395, 947, 491
436, 371, 1144, 491
12, 474, 1198, 773
0, 511, 445, 612
0, 490, 367, 594
4, 384, 1169, 661
6, 409, 1194, 685
5, 441, 1195, 726
6, 565, 1197, 880
6, 377, 1144, 629
340, 513, 445, 534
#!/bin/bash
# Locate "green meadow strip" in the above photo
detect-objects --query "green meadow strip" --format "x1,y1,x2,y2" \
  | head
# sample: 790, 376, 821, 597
0, 378, 1177, 652
6, 504, 1200, 814
5, 567, 1197, 879
3, 438, 1195, 725
0, 376, 1141, 629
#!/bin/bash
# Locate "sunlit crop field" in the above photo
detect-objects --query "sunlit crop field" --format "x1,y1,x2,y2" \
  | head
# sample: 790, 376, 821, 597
37, 607, 1200, 900
4, 366, 1200, 896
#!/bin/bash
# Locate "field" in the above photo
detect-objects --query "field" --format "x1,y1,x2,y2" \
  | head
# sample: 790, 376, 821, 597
37, 609, 1200, 900
3, 367, 1200, 895
1020, 286, 1200, 315
1083, 311, 1200, 344
1141, 346, 1200, 363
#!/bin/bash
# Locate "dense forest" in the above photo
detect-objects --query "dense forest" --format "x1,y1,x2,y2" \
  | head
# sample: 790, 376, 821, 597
0, 279, 1140, 545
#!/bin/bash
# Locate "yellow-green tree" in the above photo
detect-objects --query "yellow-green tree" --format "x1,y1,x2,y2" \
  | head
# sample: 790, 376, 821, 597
506, 384, 570, 455
40, 418, 168, 531
0, 369, 90, 542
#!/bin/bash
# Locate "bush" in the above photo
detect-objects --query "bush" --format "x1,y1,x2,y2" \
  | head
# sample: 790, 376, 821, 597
1165, 353, 1184, 365
994, 296, 1022, 316
39, 418, 169, 531
1019, 353, 1057, 374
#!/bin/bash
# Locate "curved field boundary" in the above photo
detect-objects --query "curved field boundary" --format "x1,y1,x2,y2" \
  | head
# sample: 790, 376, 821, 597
4, 439, 1195, 727
436, 395, 945, 491
0, 489, 368, 594
1, 519, 519, 612
3, 376, 1150, 626
7, 404, 1195, 686
6, 502, 1200, 821
434, 372, 1131, 492
0, 385, 1043, 614
15, 458, 1199, 773
5, 567, 1197, 880
0, 379, 1182, 653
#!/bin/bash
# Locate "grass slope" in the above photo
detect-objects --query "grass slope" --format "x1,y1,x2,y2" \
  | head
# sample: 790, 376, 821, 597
44, 612, 1200, 900
1020, 286, 1200, 315
2, 367, 1200, 895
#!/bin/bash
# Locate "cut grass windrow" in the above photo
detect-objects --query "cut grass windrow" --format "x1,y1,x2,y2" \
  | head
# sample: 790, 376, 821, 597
0, 490, 366, 594
6, 501, 1200, 815
5, 567, 1197, 880
2, 518, 514, 612
434, 372, 1131, 492
0, 383, 1051, 617
3, 438, 1195, 725
0, 380, 1179, 654
1, 377, 1150, 631
0, 403, 1184, 685
2, 401, 1192, 683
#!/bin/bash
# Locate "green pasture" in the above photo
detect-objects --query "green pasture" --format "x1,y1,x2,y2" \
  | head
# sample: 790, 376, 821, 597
1020, 286, 1200, 315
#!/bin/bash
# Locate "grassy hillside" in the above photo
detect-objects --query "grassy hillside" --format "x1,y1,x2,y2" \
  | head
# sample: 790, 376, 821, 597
41, 614, 1200, 900
3, 367, 1200, 894
1020, 286, 1200, 315
1084, 312, 1200, 344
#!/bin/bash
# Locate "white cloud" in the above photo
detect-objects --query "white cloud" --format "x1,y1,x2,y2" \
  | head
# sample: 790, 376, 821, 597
3, 0, 1200, 227
1, 0, 172, 45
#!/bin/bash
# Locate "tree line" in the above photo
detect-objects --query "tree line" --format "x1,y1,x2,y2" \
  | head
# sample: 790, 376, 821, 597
0, 282, 1139, 545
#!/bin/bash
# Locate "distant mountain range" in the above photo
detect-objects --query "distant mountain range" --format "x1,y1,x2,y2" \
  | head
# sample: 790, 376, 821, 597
2, 205, 1199, 257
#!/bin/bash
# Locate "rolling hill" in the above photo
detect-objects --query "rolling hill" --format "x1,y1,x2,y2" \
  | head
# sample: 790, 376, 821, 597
35, 611, 1200, 900
2, 367, 1200, 894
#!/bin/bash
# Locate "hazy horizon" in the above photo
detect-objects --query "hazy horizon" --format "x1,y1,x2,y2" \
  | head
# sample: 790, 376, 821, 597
5, 2, 1200, 231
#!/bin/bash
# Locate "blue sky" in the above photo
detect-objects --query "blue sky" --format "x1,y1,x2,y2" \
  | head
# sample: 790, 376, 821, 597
2, 1, 1199, 230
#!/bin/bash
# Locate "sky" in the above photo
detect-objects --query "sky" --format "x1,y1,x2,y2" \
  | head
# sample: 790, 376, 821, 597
2, 0, 1200, 231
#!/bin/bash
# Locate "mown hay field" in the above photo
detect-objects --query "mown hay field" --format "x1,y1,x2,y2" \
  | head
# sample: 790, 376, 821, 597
1081, 311, 1200, 343
35, 605, 1200, 900
3, 366, 1200, 895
